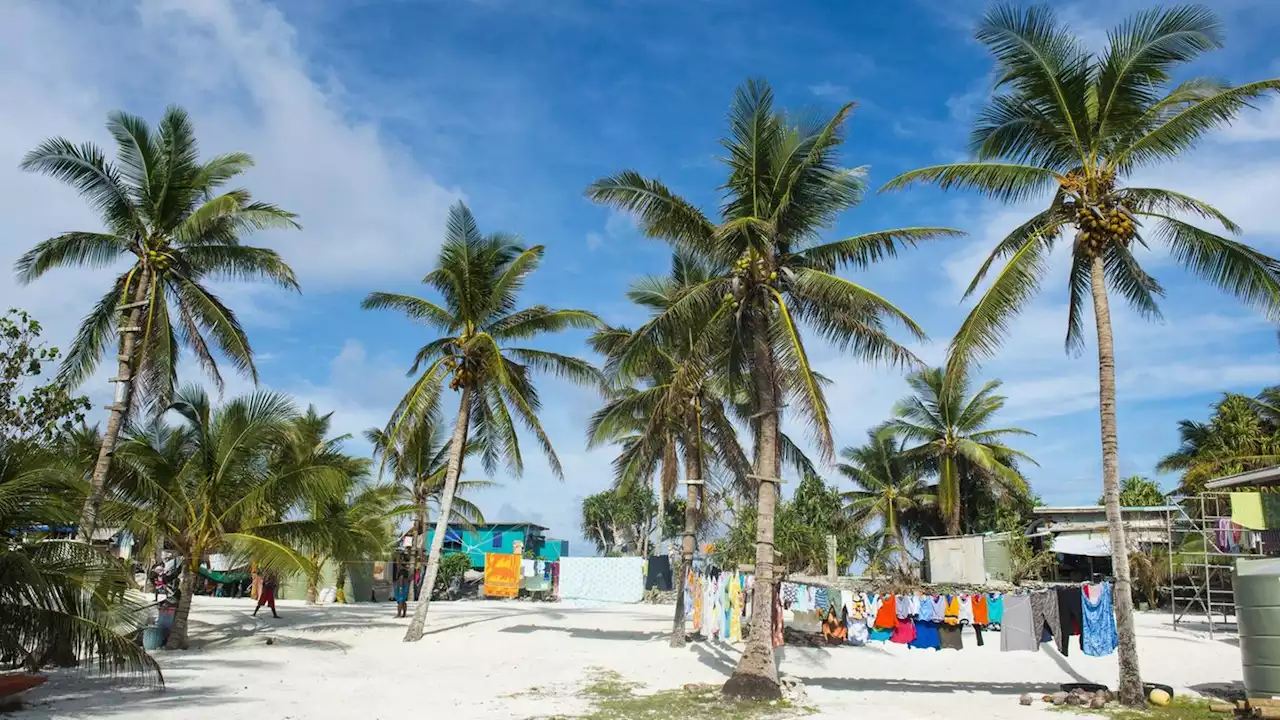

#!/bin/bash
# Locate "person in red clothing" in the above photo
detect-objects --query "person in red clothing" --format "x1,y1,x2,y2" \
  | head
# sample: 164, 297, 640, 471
252, 572, 280, 618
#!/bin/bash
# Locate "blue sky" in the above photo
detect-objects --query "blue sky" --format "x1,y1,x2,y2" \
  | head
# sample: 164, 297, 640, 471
2, 0, 1279, 552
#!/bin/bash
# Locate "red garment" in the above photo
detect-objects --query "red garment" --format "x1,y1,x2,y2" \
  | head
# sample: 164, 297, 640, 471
771, 584, 785, 649
256, 587, 276, 611
873, 594, 899, 630
889, 617, 916, 644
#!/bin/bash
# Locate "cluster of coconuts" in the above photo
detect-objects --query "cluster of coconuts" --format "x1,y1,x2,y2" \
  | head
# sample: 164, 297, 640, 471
145, 249, 171, 272
1066, 200, 1137, 257
721, 255, 778, 309
443, 356, 470, 391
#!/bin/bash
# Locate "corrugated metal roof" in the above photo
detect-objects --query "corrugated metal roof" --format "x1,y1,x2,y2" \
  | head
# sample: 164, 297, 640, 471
1206, 465, 1280, 490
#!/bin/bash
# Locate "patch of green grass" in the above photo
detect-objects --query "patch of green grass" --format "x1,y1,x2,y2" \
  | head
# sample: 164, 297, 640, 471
547, 668, 812, 720
1051, 697, 1220, 720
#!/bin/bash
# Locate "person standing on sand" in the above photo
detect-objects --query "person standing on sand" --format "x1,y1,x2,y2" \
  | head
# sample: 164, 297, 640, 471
393, 570, 410, 618
253, 572, 280, 618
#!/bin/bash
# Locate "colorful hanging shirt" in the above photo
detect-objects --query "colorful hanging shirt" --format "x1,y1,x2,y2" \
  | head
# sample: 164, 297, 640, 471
1082, 583, 1119, 657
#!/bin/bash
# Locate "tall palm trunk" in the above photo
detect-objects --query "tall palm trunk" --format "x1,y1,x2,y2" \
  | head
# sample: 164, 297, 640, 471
404, 386, 472, 642
410, 498, 428, 601
165, 562, 196, 650
1090, 256, 1143, 706
670, 419, 702, 648
941, 455, 961, 536
78, 269, 149, 542
724, 312, 782, 701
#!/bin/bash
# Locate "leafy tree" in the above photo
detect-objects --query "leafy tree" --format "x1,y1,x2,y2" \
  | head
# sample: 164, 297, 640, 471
885, 367, 1034, 536
16, 107, 300, 543
114, 388, 347, 649
362, 202, 603, 642
838, 427, 937, 561
1158, 390, 1280, 494
365, 420, 492, 599
1097, 475, 1166, 507
882, 5, 1280, 704
0, 310, 90, 450
579, 484, 656, 556
588, 79, 956, 699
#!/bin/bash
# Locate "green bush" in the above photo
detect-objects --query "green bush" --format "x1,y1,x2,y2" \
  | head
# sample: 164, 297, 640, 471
433, 553, 471, 598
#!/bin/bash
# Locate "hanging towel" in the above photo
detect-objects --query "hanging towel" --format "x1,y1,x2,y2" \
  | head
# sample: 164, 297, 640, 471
1000, 594, 1038, 652
814, 586, 829, 611
484, 553, 521, 598
728, 577, 743, 642
1082, 582, 1119, 657
645, 555, 673, 590
692, 576, 703, 633
1056, 586, 1084, 656
1232, 492, 1266, 530
557, 557, 644, 604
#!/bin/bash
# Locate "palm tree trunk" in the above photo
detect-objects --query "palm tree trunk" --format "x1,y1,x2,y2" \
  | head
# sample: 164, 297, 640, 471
77, 270, 149, 542
165, 562, 196, 650
335, 563, 348, 603
724, 312, 782, 701
1090, 255, 1143, 706
410, 499, 428, 601
404, 386, 472, 642
942, 455, 961, 536
670, 431, 702, 648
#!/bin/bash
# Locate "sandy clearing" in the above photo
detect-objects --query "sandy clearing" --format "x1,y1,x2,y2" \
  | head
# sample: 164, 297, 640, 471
15, 596, 1241, 719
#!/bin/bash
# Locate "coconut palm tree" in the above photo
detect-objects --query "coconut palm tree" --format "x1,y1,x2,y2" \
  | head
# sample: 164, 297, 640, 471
587, 79, 959, 699
882, 5, 1280, 704
365, 422, 492, 600
114, 387, 344, 649
1158, 391, 1280, 494
0, 437, 160, 680
362, 202, 603, 642
884, 367, 1033, 536
838, 427, 937, 560
15, 107, 300, 543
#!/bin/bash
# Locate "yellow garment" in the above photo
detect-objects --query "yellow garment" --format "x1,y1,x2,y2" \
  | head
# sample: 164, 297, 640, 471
728, 577, 742, 641
943, 595, 961, 625
1232, 492, 1267, 530
483, 553, 520, 598
692, 574, 703, 633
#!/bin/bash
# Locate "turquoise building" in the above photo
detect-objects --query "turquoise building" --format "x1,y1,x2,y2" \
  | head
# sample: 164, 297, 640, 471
423, 522, 569, 569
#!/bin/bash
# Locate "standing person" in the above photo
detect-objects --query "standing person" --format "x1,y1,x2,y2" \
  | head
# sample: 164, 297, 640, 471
253, 572, 280, 618
393, 570, 410, 618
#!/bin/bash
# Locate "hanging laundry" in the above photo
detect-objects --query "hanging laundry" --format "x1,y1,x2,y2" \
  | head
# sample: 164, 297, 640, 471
814, 586, 829, 611
889, 617, 917, 644
728, 575, 743, 642
909, 621, 941, 650
1056, 586, 1084, 656
931, 594, 946, 622
645, 555, 673, 591
822, 605, 847, 644
692, 575, 703, 633
972, 594, 989, 626
1031, 591, 1060, 648
483, 553, 521, 598
943, 595, 961, 625
873, 594, 898, 630
987, 593, 1004, 629
782, 582, 798, 608
557, 557, 644, 604
958, 594, 975, 625
772, 583, 785, 649
917, 594, 935, 623
1232, 492, 1266, 530
1082, 582, 1119, 657
1000, 594, 1037, 652
845, 593, 868, 646
939, 624, 963, 650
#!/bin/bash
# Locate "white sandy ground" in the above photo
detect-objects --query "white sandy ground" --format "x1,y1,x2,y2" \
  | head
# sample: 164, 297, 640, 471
14, 597, 1242, 720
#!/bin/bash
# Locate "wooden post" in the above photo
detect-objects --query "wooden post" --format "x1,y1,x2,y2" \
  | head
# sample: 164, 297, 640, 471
826, 534, 837, 583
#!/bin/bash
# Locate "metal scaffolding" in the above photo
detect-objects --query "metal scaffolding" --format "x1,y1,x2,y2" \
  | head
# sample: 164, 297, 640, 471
1165, 492, 1276, 639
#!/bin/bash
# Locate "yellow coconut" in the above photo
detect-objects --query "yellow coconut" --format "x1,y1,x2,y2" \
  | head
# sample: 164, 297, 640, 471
1148, 688, 1171, 707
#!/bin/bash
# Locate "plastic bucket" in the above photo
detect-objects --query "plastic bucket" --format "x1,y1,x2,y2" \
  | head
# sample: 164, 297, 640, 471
142, 626, 165, 650
157, 606, 176, 629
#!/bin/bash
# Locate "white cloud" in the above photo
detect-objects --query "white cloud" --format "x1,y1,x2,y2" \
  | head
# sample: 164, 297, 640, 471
809, 81, 850, 98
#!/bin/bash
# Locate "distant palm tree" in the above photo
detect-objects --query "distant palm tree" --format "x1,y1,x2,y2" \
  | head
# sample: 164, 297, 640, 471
838, 427, 937, 559
883, 4, 1280, 705
885, 367, 1033, 536
115, 388, 343, 649
588, 79, 957, 699
365, 421, 492, 599
1158, 391, 1280, 494
362, 202, 603, 642
16, 107, 300, 543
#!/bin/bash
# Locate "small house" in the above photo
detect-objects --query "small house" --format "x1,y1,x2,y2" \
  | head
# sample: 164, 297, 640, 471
421, 522, 569, 569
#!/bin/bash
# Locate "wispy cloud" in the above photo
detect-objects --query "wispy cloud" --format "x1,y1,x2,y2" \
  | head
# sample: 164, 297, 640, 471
809, 81, 850, 98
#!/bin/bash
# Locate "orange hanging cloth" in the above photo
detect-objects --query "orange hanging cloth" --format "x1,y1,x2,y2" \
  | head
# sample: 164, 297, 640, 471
873, 594, 899, 630
972, 594, 990, 626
